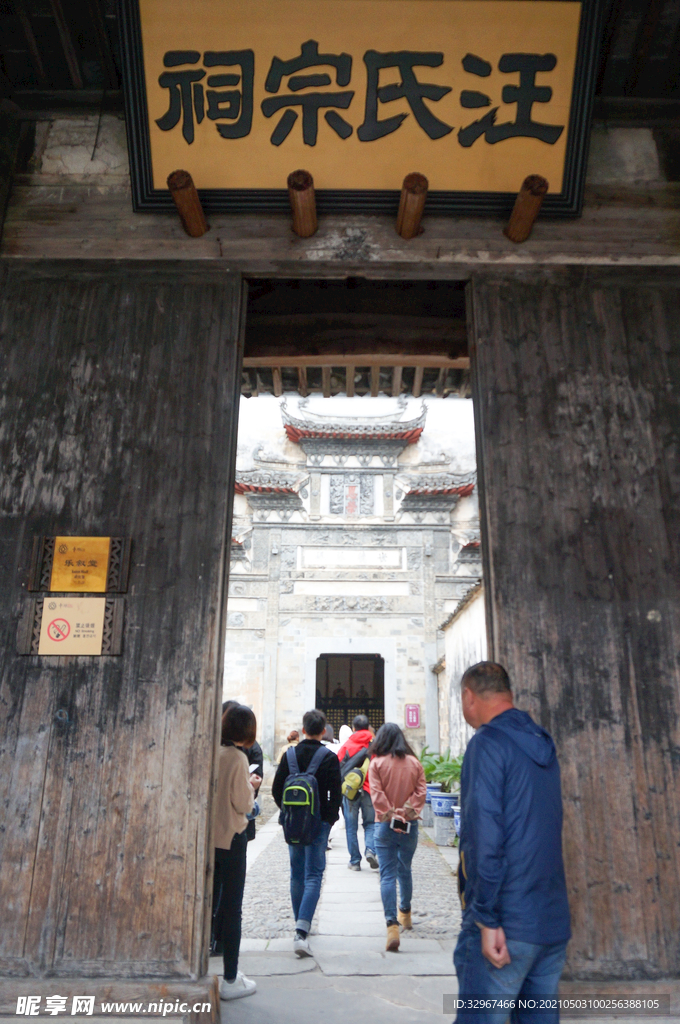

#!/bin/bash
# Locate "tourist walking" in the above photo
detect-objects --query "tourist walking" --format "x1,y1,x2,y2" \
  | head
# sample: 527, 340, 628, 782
337, 714, 377, 870
212, 704, 262, 1001
454, 662, 570, 1024
272, 709, 342, 959
276, 729, 300, 765
368, 722, 426, 952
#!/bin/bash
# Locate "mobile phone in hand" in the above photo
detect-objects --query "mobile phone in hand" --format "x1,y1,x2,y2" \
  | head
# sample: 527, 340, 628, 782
249, 764, 260, 773
390, 817, 411, 834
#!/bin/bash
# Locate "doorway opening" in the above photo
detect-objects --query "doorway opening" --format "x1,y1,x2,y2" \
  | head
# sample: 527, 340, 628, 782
224, 277, 486, 764
316, 653, 385, 734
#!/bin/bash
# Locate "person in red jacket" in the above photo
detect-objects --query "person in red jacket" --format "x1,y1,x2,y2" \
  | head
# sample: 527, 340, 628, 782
336, 714, 378, 870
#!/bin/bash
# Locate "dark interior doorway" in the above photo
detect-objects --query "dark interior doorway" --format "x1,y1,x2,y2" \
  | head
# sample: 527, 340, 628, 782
316, 654, 385, 734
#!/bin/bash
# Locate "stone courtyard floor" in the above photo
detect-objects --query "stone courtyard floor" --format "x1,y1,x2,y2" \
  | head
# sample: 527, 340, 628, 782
212, 808, 461, 1024
213, 787, 680, 1024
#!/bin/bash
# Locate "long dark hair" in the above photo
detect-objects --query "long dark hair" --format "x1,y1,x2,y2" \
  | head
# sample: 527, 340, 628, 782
371, 722, 415, 759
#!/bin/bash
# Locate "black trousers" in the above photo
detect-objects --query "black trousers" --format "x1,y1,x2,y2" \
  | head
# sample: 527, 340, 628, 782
212, 830, 248, 981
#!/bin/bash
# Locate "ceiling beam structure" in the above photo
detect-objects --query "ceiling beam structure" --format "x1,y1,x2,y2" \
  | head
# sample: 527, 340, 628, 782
242, 307, 470, 396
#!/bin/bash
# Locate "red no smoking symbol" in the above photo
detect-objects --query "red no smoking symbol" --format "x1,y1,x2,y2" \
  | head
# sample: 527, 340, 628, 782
48, 618, 70, 642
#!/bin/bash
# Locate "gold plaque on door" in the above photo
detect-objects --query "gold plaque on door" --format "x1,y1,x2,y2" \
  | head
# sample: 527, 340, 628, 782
50, 537, 112, 593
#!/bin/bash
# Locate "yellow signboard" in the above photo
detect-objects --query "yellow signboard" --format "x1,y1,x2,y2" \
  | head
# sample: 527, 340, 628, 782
121, 0, 600, 214
38, 597, 107, 656
50, 537, 111, 593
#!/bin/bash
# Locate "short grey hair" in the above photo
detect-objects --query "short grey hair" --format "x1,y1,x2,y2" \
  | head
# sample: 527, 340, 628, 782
461, 661, 512, 696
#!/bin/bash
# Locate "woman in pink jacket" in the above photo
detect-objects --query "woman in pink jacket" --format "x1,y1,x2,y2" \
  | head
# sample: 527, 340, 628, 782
368, 722, 427, 952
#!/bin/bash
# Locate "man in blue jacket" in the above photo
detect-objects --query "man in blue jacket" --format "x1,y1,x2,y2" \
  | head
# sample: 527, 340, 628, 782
454, 662, 571, 1024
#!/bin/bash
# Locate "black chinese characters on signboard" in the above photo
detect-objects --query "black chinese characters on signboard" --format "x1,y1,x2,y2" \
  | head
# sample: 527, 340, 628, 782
156, 43, 564, 148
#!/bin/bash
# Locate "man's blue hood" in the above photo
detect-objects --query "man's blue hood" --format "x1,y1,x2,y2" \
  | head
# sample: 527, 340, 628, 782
482, 708, 556, 767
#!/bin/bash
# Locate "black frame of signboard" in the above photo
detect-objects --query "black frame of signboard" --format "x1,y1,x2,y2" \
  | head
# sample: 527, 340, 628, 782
119, 0, 603, 217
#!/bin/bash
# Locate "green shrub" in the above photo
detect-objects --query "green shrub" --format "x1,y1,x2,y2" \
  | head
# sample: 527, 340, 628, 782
419, 745, 464, 793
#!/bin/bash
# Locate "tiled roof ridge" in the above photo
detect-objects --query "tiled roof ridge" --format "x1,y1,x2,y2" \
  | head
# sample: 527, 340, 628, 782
280, 399, 427, 441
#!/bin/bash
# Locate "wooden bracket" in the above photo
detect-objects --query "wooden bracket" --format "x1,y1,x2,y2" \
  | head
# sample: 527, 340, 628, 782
396, 173, 428, 239
504, 175, 549, 243
287, 170, 318, 237
167, 170, 208, 237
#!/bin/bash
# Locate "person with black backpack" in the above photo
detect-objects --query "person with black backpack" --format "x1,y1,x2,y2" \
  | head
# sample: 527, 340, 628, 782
272, 709, 342, 959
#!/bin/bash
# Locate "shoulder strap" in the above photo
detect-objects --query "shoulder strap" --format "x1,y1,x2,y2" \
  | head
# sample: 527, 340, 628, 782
286, 746, 299, 776
306, 745, 329, 778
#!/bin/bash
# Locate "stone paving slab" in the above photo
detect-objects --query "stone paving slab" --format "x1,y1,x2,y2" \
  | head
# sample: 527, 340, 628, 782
314, 951, 455, 976
218, 973, 456, 1024
238, 952, 319, 976
317, 911, 386, 937
298, 935, 446, 953
321, 887, 383, 903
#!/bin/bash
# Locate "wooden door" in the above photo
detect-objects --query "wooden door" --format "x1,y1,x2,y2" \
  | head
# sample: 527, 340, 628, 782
470, 269, 680, 978
0, 262, 244, 979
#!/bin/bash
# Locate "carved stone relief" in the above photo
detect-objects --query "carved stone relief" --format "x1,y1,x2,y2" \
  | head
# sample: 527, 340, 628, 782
330, 475, 344, 515
228, 612, 245, 627
407, 549, 422, 570
280, 547, 297, 569
360, 474, 374, 515
309, 596, 394, 613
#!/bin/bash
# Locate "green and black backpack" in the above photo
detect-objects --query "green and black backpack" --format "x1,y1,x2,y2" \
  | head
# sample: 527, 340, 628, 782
279, 745, 328, 845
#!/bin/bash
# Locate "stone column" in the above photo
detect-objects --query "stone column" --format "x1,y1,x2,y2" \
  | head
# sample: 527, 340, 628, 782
261, 528, 282, 760
309, 471, 322, 519
383, 473, 395, 520
422, 529, 440, 749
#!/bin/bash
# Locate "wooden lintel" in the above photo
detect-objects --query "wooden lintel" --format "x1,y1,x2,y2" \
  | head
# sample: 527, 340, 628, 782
370, 365, 380, 397
272, 366, 283, 397
243, 354, 470, 369
413, 366, 424, 399
322, 366, 331, 398
346, 364, 355, 398
297, 365, 308, 397
392, 365, 403, 397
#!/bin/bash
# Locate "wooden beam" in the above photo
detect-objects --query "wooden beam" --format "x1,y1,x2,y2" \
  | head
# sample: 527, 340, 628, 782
13, 0, 48, 86
243, 353, 469, 369
413, 366, 424, 399
167, 170, 208, 237
245, 313, 468, 359
370, 365, 380, 397
322, 366, 331, 398
504, 175, 548, 244
297, 365, 308, 397
48, 0, 84, 89
392, 365, 403, 397
435, 367, 447, 396
345, 364, 355, 398
86, 0, 119, 90
272, 366, 282, 397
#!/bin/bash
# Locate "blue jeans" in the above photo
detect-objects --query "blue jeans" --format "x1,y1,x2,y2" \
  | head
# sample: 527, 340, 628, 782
343, 791, 376, 865
453, 923, 568, 1024
374, 820, 419, 923
288, 821, 331, 933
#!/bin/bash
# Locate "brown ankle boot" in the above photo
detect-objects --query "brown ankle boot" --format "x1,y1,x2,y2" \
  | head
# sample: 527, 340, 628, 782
397, 909, 412, 930
386, 923, 400, 951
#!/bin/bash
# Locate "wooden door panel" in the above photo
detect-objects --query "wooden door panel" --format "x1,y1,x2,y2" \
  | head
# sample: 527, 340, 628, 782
470, 271, 680, 978
0, 264, 243, 978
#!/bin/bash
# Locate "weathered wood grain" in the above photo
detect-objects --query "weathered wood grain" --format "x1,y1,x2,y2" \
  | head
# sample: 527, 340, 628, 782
0, 263, 243, 979
470, 269, 680, 979
2, 182, 680, 273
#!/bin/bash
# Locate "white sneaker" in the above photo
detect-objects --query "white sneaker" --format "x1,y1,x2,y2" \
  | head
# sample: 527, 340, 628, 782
219, 972, 257, 1000
294, 936, 313, 958
366, 852, 379, 869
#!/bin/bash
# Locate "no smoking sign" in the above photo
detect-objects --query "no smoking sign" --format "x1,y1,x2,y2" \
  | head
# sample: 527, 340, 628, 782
38, 598, 106, 656
47, 618, 70, 642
